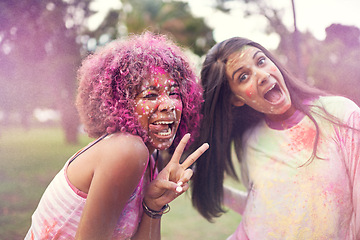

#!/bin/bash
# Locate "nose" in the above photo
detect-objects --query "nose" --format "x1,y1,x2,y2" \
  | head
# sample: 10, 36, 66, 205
256, 70, 270, 86
158, 95, 175, 112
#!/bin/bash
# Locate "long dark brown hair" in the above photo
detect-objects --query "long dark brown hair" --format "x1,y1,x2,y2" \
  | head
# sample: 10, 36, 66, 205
191, 37, 330, 221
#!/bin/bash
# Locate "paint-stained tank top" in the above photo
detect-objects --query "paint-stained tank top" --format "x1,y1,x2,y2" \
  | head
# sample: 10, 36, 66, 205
25, 134, 154, 240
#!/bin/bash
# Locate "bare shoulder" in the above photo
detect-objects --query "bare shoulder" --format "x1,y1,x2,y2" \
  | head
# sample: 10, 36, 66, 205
67, 133, 149, 194
97, 133, 150, 176
77, 133, 151, 233
102, 133, 148, 158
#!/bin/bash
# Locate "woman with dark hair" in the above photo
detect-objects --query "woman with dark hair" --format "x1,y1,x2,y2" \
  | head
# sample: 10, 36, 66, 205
191, 37, 360, 239
25, 32, 208, 240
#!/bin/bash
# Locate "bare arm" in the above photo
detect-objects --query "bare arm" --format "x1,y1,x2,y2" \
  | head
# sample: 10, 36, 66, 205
223, 185, 248, 215
74, 133, 208, 240
75, 134, 149, 240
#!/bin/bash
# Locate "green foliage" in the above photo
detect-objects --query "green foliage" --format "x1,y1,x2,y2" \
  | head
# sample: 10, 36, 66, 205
304, 25, 360, 105
0, 127, 242, 239
0, 0, 92, 109
92, 0, 216, 56
213, 1, 360, 105
0, 0, 214, 143
0, 0, 91, 142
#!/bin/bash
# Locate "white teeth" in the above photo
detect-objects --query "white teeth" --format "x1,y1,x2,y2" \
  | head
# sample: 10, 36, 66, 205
153, 121, 174, 125
268, 83, 276, 91
265, 83, 276, 95
157, 128, 172, 136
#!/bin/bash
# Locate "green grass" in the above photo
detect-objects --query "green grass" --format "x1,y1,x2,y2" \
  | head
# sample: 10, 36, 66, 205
0, 127, 242, 240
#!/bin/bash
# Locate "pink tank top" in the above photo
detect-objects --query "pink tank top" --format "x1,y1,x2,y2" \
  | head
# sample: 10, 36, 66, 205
25, 134, 156, 240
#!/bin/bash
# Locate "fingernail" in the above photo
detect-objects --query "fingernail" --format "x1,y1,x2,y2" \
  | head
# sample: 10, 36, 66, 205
176, 186, 183, 193
177, 181, 183, 186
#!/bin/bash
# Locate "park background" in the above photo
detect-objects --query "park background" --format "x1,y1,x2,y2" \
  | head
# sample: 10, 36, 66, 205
1, 0, 360, 239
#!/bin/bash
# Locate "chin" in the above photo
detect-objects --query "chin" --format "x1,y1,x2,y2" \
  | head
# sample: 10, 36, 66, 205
154, 142, 173, 151
148, 137, 174, 150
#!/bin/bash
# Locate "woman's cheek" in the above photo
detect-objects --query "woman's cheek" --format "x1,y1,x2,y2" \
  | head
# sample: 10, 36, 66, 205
137, 100, 153, 115
175, 102, 183, 124
175, 100, 183, 112
245, 85, 254, 98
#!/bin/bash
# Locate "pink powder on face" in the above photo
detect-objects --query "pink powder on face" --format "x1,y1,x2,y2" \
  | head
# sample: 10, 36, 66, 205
77, 32, 203, 148
245, 85, 253, 98
270, 67, 277, 72
149, 66, 168, 87
174, 100, 183, 112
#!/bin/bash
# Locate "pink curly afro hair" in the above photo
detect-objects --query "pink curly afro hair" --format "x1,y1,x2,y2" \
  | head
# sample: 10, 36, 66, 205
76, 32, 203, 147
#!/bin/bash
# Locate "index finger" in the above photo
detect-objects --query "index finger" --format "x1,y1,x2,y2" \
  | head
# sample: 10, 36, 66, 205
181, 143, 209, 169
170, 133, 191, 164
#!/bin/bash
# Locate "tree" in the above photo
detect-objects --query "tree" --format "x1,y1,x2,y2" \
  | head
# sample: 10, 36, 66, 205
89, 0, 215, 56
212, 1, 360, 105
0, 0, 94, 143
0, 0, 214, 142
214, 0, 307, 77
308, 24, 360, 105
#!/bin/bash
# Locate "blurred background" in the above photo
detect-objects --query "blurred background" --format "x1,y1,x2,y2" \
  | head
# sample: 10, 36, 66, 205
1, 0, 360, 239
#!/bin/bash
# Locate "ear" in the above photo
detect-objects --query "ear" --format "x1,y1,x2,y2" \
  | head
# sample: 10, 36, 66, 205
230, 94, 245, 107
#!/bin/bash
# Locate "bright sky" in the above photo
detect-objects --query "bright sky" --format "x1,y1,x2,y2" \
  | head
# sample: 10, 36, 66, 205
88, 0, 360, 49
188, 0, 360, 49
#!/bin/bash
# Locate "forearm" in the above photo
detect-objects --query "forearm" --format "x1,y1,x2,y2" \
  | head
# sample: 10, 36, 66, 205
131, 212, 161, 240
223, 185, 248, 214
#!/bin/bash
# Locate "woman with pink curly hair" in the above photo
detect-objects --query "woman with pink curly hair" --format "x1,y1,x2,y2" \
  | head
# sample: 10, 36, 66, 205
26, 32, 208, 240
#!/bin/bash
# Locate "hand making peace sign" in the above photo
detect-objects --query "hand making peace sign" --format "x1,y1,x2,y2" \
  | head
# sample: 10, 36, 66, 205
143, 133, 209, 211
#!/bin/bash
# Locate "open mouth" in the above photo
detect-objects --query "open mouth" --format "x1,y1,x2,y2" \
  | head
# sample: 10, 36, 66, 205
263, 83, 283, 104
149, 120, 174, 137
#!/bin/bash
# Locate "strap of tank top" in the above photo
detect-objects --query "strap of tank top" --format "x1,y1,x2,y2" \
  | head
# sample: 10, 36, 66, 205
69, 133, 109, 164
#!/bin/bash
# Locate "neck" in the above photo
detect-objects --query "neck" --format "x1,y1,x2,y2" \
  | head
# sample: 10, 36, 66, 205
265, 105, 297, 122
265, 107, 305, 130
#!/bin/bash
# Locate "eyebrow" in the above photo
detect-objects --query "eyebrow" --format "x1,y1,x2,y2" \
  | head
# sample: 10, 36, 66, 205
253, 50, 262, 59
231, 50, 263, 80
231, 67, 243, 81
170, 83, 180, 88
140, 85, 156, 92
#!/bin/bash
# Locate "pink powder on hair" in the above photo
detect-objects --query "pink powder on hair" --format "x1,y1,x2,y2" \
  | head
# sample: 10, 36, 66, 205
76, 32, 203, 148
150, 66, 167, 75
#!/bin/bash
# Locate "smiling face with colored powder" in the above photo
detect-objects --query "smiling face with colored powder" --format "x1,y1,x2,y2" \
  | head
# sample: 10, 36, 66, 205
76, 32, 203, 150
134, 68, 183, 152
226, 46, 295, 122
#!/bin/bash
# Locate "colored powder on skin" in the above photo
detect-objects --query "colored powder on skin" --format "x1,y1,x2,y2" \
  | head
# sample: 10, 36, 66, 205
226, 47, 249, 69
239, 46, 249, 58
245, 85, 253, 98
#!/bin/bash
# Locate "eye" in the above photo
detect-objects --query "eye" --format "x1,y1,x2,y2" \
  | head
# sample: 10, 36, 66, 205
170, 92, 180, 97
169, 86, 181, 98
238, 73, 248, 82
142, 90, 158, 99
257, 56, 266, 66
144, 94, 157, 99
